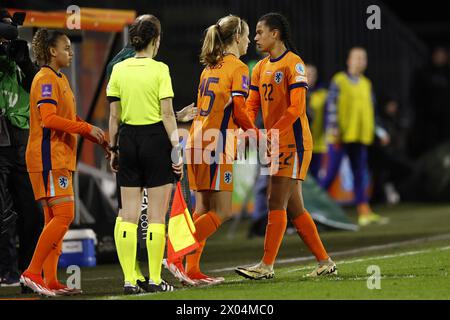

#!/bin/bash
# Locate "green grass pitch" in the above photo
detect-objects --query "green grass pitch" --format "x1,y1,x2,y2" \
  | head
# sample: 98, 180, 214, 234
1, 203, 450, 300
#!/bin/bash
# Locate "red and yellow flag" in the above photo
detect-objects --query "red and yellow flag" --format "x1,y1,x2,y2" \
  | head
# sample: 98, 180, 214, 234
167, 182, 199, 262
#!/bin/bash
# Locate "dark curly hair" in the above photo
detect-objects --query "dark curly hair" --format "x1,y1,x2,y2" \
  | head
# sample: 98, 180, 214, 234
128, 15, 161, 51
32, 29, 66, 65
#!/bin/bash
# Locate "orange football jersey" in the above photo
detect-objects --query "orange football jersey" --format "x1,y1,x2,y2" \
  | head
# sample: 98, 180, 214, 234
247, 51, 312, 153
26, 66, 78, 173
187, 54, 250, 158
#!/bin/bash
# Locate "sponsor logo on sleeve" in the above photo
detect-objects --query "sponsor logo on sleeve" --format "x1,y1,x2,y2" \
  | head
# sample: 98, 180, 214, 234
41, 84, 53, 97
242, 75, 249, 90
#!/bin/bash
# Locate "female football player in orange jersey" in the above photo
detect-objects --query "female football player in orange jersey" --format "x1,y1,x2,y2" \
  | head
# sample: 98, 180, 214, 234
20, 29, 109, 296
164, 15, 257, 285
235, 13, 337, 280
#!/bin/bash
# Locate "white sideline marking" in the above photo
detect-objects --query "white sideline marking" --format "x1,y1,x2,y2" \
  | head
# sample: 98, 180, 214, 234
210, 233, 450, 273
84, 277, 115, 282
286, 245, 450, 273
221, 246, 450, 284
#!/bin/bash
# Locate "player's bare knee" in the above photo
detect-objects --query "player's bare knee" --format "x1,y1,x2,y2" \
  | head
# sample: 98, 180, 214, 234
214, 209, 230, 222
195, 204, 210, 215
268, 196, 288, 211
287, 208, 305, 220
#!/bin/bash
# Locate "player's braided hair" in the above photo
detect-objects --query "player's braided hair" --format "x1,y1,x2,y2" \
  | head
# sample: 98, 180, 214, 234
129, 14, 161, 51
200, 14, 248, 67
32, 29, 66, 65
258, 13, 298, 55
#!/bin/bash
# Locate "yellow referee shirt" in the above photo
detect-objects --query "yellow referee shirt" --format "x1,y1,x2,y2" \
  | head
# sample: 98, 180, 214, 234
106, 57, 174, 125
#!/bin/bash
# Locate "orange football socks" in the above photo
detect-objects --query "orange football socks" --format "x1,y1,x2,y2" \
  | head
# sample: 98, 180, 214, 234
26, 200, 74, 276
186, 211, 219, 275
291, 210, 329, 261
41, 204, 63, 286
262, 210, 288, 266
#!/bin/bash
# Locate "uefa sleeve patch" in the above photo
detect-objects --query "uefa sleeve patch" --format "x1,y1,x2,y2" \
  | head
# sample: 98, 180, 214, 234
295, 63, 306, 76
242, 75, 249, 90
41, 84, 53, 97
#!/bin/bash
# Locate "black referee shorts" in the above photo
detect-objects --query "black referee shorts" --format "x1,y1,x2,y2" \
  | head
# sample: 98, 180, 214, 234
118, 122, 175, 188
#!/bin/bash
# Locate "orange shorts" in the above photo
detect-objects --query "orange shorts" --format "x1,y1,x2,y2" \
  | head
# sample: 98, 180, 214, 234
186, 149, 234, 192
269, 150, 312, 180
28, 169, 74, 200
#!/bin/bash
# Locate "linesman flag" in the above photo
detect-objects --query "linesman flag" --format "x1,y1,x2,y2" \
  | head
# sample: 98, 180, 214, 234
167, 182, 199, 262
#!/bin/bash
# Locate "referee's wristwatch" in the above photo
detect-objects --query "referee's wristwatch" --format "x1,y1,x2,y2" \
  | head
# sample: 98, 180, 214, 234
109, 145, 119, 154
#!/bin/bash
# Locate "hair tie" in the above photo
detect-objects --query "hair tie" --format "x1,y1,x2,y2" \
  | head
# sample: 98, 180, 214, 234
215, 23, 222, 34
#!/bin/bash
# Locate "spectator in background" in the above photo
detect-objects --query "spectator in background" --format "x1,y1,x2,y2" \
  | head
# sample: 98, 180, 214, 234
306, 64, 328, 181
320, 47, 390, 227
369, 95, 413, 204
0, 8, 43, 290
409, 46, 450, 158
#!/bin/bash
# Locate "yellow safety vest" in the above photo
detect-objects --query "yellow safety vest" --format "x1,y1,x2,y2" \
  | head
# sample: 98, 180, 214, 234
309, 87, 328, 153
333, 72, 374, 145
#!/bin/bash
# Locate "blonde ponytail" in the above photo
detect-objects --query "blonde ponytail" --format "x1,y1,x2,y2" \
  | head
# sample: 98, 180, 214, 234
199, 25, 224, 67
200, 15, 248, 67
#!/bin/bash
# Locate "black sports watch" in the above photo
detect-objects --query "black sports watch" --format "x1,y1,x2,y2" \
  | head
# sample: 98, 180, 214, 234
110, 145, 119, 153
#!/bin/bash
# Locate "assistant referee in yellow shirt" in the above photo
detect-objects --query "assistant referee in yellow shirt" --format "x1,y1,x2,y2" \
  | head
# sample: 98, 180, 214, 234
106, 15, 181, 294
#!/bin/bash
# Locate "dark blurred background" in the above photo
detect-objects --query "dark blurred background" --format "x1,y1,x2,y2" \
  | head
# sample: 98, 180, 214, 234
6, 0, 447, 111
5, 0, 450, 201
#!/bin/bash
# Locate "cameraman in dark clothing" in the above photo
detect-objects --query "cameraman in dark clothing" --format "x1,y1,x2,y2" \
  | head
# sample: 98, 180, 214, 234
409, 46, 450, 158
0, 8, 43, 289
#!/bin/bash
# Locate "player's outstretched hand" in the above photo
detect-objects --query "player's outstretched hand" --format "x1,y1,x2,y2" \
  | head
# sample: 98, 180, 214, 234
89, 126, 105, 144
176, 103, 197, 122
